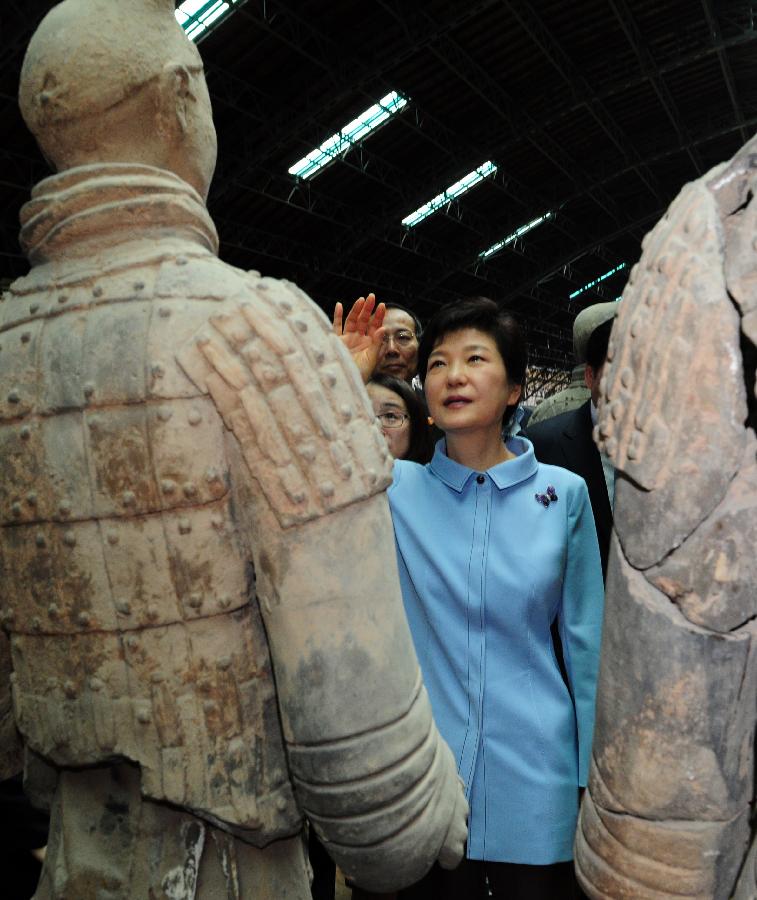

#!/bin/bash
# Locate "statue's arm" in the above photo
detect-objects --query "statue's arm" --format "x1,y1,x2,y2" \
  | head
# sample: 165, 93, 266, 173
177, 288, 466, 891
259, 500, 466, 891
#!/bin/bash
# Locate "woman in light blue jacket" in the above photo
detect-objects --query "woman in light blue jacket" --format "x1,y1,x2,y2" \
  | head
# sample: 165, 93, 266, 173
338, 295, 604, 899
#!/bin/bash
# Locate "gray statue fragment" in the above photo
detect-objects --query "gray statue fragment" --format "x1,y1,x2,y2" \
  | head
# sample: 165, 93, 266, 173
575, 134, 757, 898
0, 1, 467, 897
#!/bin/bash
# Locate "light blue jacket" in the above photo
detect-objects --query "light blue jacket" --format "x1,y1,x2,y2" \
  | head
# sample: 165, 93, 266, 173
388, 437, 604, 864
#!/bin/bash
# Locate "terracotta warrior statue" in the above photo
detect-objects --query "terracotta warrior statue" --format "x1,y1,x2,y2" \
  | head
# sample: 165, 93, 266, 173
0, 1, 467, 896
574, 135, 757, 897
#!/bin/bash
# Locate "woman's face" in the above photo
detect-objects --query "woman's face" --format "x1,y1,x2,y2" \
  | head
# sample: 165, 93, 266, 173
367, 383, 412, 460
424, 328, 521, 439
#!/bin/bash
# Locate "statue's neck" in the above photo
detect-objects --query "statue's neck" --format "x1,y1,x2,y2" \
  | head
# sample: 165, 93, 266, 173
19, 163, 219, 265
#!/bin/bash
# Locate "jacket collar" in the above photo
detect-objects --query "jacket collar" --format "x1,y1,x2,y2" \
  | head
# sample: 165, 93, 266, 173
429, 435, 539, 493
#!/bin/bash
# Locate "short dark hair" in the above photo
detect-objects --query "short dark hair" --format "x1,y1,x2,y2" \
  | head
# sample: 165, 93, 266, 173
385, 303, 423, 338
368, 374, 435, 464
417, 297, 527, 429
585, 319, 614, 372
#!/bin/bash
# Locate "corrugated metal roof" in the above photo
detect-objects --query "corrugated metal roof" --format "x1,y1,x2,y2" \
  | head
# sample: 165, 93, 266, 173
1, 0, 756, 372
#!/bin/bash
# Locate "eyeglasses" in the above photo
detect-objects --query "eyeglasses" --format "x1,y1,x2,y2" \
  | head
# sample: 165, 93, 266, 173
381, 329, 416, 347
376, 411, 409, 429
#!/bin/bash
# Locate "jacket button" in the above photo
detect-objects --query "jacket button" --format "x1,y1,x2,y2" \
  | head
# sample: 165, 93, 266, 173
476, 475, 485, 484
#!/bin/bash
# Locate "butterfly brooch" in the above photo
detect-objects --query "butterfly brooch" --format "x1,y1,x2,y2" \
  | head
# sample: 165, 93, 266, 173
535, 485, 558, 507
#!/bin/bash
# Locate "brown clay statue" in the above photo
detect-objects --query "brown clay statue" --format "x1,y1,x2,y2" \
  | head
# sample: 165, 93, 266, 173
0, 2, 467, 897
574, 135, 757, 898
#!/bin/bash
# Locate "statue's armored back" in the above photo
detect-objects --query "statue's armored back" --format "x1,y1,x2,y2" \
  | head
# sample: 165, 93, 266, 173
1, 162, 348, 840
575, 137, 757, 898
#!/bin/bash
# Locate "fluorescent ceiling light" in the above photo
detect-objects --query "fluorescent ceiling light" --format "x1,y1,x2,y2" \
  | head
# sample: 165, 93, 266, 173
176, 0, 242, 42
288, 92, 409, 180
478, 211, 553, 260
569, 262, 627, 300
402, 161, 498, 228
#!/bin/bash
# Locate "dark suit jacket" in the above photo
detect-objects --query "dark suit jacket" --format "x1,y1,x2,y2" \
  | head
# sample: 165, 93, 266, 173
526, 399, 612, 581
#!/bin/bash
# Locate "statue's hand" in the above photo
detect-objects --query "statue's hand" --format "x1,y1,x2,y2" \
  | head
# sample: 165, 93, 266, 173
436, 759, 469, 870
332, 293, 385, 383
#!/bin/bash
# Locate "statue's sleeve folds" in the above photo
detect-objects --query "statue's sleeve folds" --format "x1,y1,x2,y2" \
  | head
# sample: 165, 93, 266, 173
177, 279, 465, 891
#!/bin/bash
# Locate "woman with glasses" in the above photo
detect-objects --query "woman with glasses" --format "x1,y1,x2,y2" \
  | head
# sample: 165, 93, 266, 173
368, 374, 434, 464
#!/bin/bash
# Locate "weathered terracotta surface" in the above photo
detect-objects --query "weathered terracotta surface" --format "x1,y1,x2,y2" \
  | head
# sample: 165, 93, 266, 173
0, 627, 22, 779
0, 1, 467, 896
575, 136, 757, 898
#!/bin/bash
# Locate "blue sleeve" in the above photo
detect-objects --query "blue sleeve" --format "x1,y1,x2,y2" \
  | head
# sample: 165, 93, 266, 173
557, 478, 604, 786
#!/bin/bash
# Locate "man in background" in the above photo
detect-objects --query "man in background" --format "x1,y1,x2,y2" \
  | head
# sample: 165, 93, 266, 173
375, 303, 422, 384
527, 304, 607, 426
334, 296, 422, 385
527, 302, 618, 579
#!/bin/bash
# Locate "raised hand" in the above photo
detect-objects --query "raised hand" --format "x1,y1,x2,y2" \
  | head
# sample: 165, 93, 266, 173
332, 293, 385, 383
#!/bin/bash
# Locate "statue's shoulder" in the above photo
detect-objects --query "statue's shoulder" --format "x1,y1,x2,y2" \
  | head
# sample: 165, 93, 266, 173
597, 173, 745, 567
177, 275, 392, 528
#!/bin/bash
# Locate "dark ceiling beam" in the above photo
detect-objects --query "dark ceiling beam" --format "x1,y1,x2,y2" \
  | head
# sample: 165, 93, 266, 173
609, 0, 704, 176
202, 4, 757, 251
574, 113, 757, 195
214, 102, 753, 329
404, 105, 757, 306
374, 102, 600, 253
209, 0, 502, 201
503, 208, 664, 311
211, 13, 568, 260
212, 3, 757, 181
216, 217, 458, 304
0, 147, 48, 188
205, 6, 587, 266
700, 0, 748, 145
216, 167, 491, 277
206, 55, 537, 240
221, 165, 588, 308
213, 205, 578, 368
207, 65, 423, 209
195, 0, 625, 293
209, 0, 615, 272
370, 0, 623, 246
424, 33, 625, 230
219, 161, 499, 259
0, 3, 46, 78
501, 0, 665, 207
215, 99, 611, 295
484, 28, 757, 158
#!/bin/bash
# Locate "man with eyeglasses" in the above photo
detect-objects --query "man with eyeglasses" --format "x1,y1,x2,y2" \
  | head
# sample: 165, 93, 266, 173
334, 295, 422, 385
375, 304, 422, 384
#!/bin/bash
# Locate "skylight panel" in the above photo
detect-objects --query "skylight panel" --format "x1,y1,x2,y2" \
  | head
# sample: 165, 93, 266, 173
568, 263, 627, 300
402, 161, 497, 228
478, 211, 553, 260
176, 0, 244, 43
288, 92, 409, 180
